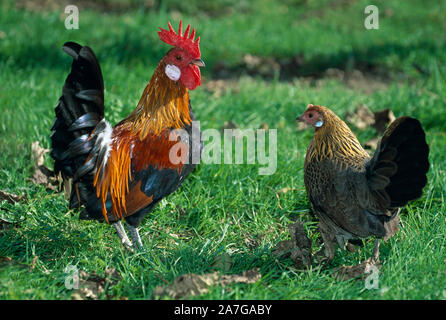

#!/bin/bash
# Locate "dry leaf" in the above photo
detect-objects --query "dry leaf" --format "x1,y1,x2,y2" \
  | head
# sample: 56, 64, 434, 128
154, 269, 261, 299
333, 258, 381, 281
273, 240, 294, 258
346, 106, 396, 135
0, 190, 26, 204
31, 141, 49, 168
30, 141, 61, 191
373, 109, 396, 134
244, 232, 259, 250
345, 104, 375, 130
31, 166, 61, 191
273, 222, 312, 269
346, 242, 357, 253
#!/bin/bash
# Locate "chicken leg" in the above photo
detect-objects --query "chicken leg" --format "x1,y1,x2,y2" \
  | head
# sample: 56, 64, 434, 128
128, 225, 143, 250
314, 221, 336, 264
113, 221, 133, 249
371, 238, 380, 262
113, 221, 143, 251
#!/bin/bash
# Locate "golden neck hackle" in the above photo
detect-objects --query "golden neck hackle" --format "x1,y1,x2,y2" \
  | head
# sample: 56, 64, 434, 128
307, 109, 369, 164
124, 60, 192, 139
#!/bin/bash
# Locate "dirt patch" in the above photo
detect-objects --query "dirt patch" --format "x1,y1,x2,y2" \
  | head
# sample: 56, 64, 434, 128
333, 258, 381, 281
212, 53, 390, 91
71, 267, 121, 300
210, 47, 398, 93
154, 269, 261, 299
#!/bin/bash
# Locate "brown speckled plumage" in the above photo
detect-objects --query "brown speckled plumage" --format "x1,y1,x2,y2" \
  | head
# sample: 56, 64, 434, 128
301, 105, 429, 261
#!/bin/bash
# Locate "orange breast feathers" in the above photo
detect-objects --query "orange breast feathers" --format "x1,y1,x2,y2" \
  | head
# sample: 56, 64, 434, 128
93, 123, 189, 222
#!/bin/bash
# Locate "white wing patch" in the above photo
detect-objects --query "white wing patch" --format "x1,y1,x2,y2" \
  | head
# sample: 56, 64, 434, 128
92, 119, 113, 169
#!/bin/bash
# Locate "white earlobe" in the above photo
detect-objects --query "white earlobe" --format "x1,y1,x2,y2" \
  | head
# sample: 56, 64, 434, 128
315, 120, 324, 128
165, 64, 181, 81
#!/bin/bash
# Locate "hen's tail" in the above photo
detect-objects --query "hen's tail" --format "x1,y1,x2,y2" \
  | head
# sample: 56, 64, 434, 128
367, 117, 430, 208
50, 42, 105, 209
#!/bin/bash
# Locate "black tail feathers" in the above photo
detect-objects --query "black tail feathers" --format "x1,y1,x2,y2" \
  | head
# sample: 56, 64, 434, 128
368, 116, 430, 208
50, 42, 105, 208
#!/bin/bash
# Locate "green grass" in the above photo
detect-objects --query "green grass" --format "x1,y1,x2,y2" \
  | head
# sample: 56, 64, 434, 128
0, 0, 445, 299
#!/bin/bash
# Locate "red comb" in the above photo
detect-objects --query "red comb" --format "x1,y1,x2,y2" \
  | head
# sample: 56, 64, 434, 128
158, 21, 201, 58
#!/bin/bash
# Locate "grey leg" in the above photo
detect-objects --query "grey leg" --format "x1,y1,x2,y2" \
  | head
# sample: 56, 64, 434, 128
128, 225, 143, 250
371, 239, 380, 262
113, 221, 133, 249
318, 221, 336, 262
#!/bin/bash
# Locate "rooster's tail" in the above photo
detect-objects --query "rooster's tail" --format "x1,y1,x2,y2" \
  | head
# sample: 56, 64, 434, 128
50, 42, 106, 209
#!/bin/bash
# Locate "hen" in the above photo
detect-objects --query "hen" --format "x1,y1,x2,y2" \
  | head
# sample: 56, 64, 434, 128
298, 104, 429, 262
50, 21, 205, 250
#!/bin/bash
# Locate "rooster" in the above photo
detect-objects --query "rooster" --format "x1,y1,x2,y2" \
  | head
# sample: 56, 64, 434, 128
297, 104, 429, 262
50, 21, 205, 250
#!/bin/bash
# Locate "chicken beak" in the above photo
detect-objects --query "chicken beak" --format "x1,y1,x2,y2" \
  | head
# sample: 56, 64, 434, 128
296, 115, 304, 122
190, 59, 205, 67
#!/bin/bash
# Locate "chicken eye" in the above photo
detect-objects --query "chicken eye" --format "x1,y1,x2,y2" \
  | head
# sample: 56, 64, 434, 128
308, 113, 313, 119
176, 55, 182, 61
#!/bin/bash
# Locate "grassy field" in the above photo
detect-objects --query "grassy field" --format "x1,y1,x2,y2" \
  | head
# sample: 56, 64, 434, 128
0, 0, 445, 299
